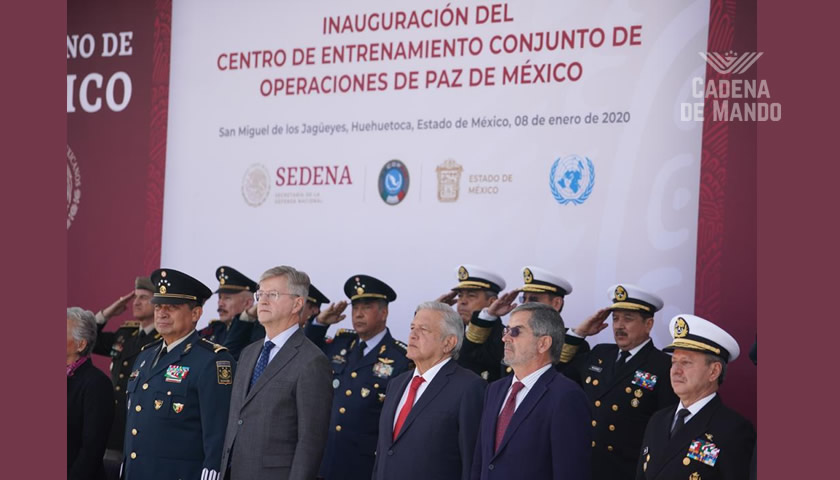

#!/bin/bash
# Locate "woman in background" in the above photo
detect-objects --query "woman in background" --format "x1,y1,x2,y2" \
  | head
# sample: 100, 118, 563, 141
67, 307, 114, 480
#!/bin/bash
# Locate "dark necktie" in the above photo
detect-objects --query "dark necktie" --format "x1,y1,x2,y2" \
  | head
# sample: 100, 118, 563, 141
670, 408, 691, 438
617, 350, 631, 367
250, 340, 275, 389
393, 375, 425, 440
153, 345, 167, 367
495, 381, 525, 451
351, 341, 367, 365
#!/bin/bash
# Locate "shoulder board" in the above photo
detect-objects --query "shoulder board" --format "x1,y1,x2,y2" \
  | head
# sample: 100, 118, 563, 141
199, 338, 229, 353
392, 339, 407, 352
141, 338, 163, 351
208, 319, 222, 325
335, 328, 357, 337
120, 320, 141, 328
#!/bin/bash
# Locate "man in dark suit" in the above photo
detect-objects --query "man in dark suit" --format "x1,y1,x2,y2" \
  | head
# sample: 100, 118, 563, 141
471, 303, 591, 480
565, 284, 678, 480
91, 276, 160, 462
220, 266, 333, 480
199, 265, 257, 345
225, 283, 330, 359
123, 268, 235, 480
304, 274, 411, 480
373, 301, 485, 480
637, 314, 755, 480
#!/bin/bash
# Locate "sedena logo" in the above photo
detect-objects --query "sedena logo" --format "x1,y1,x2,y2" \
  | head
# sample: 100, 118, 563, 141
699, 51, 762, 75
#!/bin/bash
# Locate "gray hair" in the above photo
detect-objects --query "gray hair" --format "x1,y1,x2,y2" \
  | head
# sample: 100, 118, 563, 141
415, 301, 464, 359
704, 353, 728, 385
67, 307, 98, 356
510, 302, 566, 363
259, 266, 311, 298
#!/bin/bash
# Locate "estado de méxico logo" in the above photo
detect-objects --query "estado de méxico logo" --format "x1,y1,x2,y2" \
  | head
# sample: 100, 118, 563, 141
549, 155, 595, 206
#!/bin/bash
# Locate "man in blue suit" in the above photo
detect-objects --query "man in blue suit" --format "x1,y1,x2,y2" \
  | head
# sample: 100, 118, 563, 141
373, 301, 485, 480
471, 303, 591, 480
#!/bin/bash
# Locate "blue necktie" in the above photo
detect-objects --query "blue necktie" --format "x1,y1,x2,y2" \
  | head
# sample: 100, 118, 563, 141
250, 340, 275, 389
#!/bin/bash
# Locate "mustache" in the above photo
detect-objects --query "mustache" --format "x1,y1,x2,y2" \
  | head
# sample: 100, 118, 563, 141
614, 330, 628, 337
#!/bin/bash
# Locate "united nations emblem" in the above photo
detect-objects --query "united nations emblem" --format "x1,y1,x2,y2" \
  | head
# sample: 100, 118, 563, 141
242, 163, 271, 207
66, 145, 82, 230
523, 268, 534, 284
615, 285, 628, 301
378, 159, 409, 205
674, 317, 689, 338
435, 159, 463, 202
549, 155, 595, 205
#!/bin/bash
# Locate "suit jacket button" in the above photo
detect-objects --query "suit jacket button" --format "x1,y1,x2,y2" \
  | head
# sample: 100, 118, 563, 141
387, 450, 393, 456
488, 464, 494, 471
237, 419, 243, 425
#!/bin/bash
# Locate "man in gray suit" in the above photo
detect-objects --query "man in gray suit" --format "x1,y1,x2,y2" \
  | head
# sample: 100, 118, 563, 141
220, 266, 333, 480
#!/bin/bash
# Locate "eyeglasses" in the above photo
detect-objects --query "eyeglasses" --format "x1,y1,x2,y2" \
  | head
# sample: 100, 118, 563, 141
503, 325, 528, 338
254, 290, 299, 302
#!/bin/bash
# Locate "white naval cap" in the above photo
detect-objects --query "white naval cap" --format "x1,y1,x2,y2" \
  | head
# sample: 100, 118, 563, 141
606, 284, 664, 314
451, 264, 506, 293
521, 266, 573, 296
664, 314, 740, 363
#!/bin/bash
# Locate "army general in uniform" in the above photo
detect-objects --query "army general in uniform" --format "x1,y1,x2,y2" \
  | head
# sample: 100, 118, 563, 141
304, 274, 411, 480
123, 268, 235, 480
565, 284, 678, 480
199, 265, 257, 345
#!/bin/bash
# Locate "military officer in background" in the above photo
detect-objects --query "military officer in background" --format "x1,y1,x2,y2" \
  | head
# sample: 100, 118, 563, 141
123, 268, 235, 480
92, 276, 160, 464
436, 265, 506, 381
198, 265, 257, 345
637, 315, 755, 480
305, 274, 410, 480
566, 284, 678, 480
226, 282, 330, 359
476, 266, 590, 377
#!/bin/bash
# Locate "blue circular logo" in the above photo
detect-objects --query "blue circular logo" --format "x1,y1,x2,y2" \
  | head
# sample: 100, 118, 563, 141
549, 155, 595, 205
378, 160, 409, 205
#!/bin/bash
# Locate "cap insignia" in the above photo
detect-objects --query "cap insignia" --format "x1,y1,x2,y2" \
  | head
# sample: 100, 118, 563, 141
615, 285, 628, 301
674, 317, 689, 338
458, 265, 469, 281
523, 268, 534, 284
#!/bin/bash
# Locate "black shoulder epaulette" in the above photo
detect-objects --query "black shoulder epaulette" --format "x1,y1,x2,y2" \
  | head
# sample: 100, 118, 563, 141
208, 319, 222, 325
141, 338, 163, 351
392, 339, 407, 352
120, 320, 141, 329
335, 328, 358, 337
199, 338, 229, 353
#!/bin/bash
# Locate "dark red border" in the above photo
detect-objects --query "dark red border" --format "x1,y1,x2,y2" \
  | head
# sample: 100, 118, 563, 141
2, 2, 66, 478
695, 0, 757, 425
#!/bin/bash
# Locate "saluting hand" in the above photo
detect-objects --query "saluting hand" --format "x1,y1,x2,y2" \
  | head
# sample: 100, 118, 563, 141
572, 308, 612, 337
486, 289, 521, 317
435, 290, 457, 306
317, 301, 349, 325
101, 291, 135, 320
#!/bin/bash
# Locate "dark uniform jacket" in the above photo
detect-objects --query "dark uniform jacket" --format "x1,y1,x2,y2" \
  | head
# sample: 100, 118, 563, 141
566, 341, 678, 480
92, 321, 160, 451
637, 395, 755, 480
199, 319, 231, 345
458, 311, 504, 382
304, 321, 411, 480
68, 358, 114, 480
123, 331, 235, 480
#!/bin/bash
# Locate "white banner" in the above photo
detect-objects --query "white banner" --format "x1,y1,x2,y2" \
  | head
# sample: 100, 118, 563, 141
163, 0, 710, 348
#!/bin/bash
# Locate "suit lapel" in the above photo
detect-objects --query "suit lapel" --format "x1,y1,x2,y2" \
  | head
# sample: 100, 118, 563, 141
394, 360, 455, 443
493, 368, 554, 458
651, 396, 722, 479
244, 328, 302, 404
236, 341, 261, 405
384, 371, 413, 444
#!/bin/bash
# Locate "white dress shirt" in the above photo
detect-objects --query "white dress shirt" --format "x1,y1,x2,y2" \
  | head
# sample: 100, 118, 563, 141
499, 363, 553, 414
262, 324, 300, 364
673, 392, 717, 428
392, 357, 452, 429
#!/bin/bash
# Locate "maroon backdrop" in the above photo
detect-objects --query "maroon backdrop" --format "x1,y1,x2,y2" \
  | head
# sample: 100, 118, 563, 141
67, 0, 170, 373
695, 0, 757, 426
